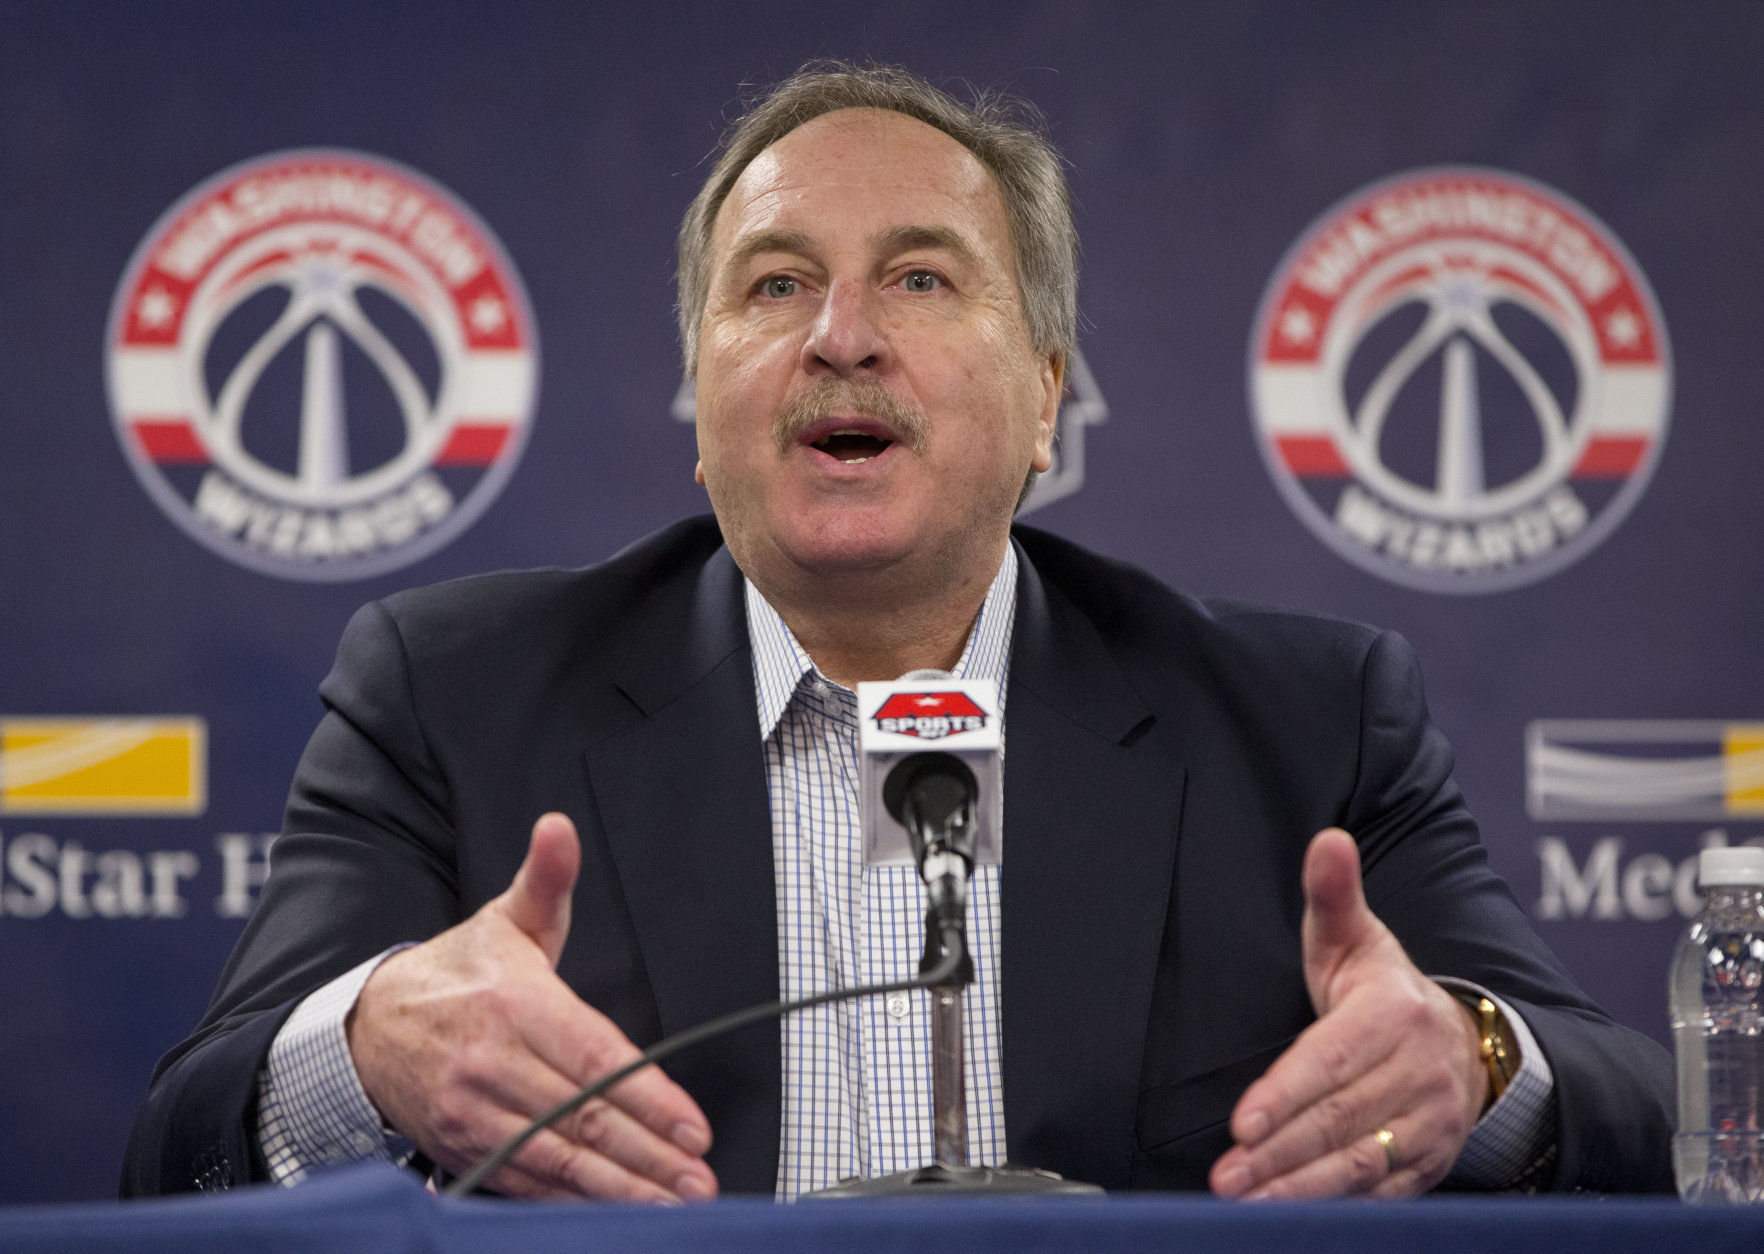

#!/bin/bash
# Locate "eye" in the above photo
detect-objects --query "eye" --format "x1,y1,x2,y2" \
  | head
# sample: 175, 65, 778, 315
760, 275, 798, 299
901, 270, 942, 293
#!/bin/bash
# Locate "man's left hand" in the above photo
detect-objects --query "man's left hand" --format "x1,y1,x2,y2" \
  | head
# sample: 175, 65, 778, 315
1209, 827, 1489, 1199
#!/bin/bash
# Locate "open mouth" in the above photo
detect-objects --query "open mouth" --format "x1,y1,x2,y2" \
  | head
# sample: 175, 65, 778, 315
810, 430, 894, 464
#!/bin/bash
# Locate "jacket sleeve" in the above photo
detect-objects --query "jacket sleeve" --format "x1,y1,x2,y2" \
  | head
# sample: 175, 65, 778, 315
121, 601, 463, 1196
1347, 629, 1675, 1194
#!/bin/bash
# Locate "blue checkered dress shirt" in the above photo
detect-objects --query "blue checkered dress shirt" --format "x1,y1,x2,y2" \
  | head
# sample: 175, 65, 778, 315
746, 547, 1018, 1197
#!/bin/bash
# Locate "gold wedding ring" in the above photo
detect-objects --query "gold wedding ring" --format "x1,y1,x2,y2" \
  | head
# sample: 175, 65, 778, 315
1374, 1127, 1398, 1173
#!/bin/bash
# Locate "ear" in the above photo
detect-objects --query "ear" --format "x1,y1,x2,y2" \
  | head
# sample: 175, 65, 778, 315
1030, 351, 1064, 474
694, 459, 707, 486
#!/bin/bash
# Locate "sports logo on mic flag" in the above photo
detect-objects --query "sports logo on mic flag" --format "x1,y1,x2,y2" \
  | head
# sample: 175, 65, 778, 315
871, 692, 989, 740
1250, 167, 1670, 594
0, 718, 206, 815
1527, 720, 1764, 821
106, 149, 538, 581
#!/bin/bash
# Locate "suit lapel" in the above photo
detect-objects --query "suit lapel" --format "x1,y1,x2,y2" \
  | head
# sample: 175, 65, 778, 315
1002, 544, 1186, 1189
580, 544, 782, 1194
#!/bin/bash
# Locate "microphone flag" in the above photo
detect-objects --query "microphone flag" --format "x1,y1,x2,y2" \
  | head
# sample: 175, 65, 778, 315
857, 676, 1002, 869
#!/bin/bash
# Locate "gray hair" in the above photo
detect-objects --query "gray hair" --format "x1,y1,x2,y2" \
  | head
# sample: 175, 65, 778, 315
675, 60, 1078, 376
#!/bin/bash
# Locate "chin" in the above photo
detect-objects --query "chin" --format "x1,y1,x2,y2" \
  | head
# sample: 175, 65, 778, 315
777, 512, 922, 577
782, 536, 916, 579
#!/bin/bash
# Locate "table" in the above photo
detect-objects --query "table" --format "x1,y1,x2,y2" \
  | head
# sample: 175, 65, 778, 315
3, 1163, 1762, 1253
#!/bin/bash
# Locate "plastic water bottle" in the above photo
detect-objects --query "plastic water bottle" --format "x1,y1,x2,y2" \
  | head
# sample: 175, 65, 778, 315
1670, 846, 1764, 1202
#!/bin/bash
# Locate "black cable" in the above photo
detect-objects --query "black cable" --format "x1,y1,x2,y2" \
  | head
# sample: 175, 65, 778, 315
444, 923, 968, 1198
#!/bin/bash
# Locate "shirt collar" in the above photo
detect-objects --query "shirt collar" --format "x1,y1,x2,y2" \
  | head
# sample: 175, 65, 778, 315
745, 544, 1019, 739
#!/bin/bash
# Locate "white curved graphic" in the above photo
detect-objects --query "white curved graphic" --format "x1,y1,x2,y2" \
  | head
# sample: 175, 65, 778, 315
186, 228, 460, 508
1332, 252, 1595, 518
1528, 721, 1764, 820
0, 721, 161, 790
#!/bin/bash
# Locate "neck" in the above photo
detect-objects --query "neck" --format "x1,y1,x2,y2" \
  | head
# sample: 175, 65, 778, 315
757, 540, 1007, 689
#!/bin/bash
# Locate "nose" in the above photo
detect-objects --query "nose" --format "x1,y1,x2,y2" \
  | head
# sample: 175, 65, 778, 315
800, 277, 887, 377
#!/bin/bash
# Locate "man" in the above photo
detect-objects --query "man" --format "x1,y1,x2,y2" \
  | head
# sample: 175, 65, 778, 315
123, 63, 1673, 1202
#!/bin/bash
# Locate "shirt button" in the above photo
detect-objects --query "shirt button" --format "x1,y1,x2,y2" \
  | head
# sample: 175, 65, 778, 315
885, 992, 911, 1021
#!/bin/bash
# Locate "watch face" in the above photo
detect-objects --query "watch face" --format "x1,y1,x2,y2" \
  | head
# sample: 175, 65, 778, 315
1482, 1004, 1515, 1084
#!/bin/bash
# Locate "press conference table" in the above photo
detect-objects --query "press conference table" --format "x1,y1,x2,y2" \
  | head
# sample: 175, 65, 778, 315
5, 1163, 1762, 1253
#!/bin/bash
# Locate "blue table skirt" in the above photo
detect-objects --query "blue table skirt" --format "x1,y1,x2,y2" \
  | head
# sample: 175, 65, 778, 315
3, 1163, 1762, 1254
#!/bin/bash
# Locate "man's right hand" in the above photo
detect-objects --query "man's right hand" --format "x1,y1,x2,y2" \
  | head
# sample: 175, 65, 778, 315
347, 812, 718, 1202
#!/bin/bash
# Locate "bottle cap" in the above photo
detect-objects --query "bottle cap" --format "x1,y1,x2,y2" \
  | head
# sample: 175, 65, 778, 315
1698, 846, 1764, 888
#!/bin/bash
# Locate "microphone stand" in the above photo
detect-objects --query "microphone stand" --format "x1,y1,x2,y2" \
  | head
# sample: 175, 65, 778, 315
803, 749, 1101, 1199
802, 914, 1102, 1199
930, 983, 967, 1170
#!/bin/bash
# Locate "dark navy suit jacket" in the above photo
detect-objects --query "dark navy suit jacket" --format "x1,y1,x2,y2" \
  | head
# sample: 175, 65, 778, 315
122, 517, 1674, 1196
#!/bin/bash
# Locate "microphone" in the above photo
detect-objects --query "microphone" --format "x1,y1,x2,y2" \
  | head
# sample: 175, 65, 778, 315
884, 751, 979, 952
859, 669, 1001, 982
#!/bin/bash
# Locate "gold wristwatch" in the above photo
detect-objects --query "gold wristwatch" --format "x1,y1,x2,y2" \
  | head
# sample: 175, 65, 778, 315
1457, 993, 1518, 1111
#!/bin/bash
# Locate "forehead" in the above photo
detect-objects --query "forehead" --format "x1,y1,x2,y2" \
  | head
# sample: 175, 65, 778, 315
712, 108, 1009, 259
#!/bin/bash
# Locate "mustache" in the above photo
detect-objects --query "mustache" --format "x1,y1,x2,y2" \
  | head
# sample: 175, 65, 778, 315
772, 378, 930, 456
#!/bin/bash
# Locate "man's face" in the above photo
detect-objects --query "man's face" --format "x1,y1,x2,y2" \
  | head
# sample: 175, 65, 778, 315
693, 108, 1060, 594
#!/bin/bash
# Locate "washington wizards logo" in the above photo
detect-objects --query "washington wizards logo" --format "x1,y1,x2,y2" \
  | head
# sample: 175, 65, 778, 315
1249, 167, 1670, 594
872, 692, 989, 740
106, 149, 538, 581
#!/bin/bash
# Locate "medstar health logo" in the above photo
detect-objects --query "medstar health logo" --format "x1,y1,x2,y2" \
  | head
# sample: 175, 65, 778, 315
1249, 167, 1670, 593
107, 149, 538, 581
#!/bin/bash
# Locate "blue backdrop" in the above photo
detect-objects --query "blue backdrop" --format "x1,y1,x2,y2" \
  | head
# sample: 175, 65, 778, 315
3, 0, 1760, 1203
